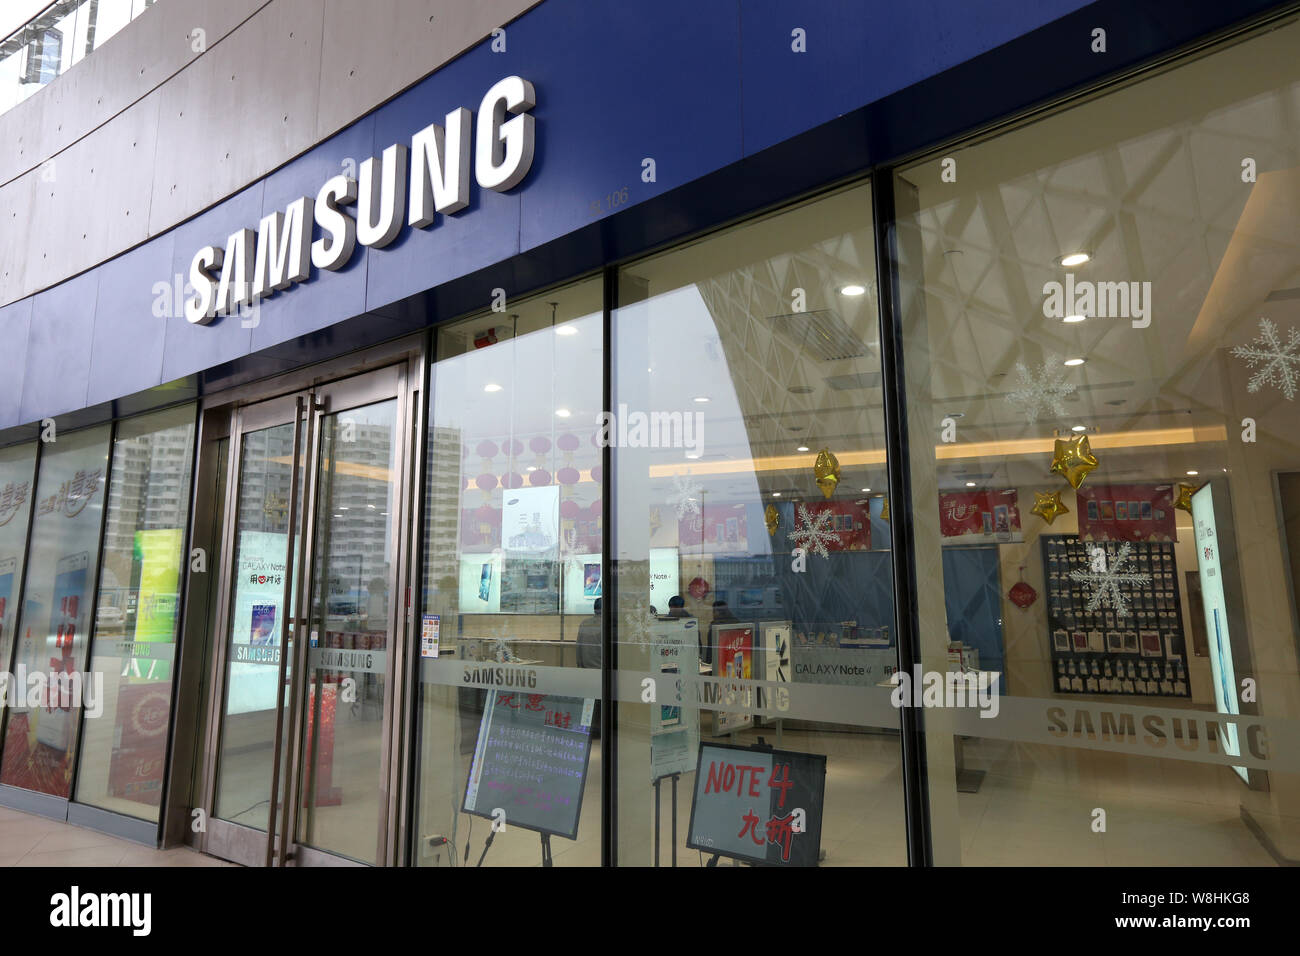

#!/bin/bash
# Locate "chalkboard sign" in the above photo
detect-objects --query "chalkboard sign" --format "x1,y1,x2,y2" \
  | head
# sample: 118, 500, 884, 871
462, 691, 594, 839
686, 742, 826, 866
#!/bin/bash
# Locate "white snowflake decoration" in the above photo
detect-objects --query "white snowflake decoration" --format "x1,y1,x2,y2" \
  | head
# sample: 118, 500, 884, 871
1005, 354, 1078, 423
487, 622, 523, 662
666, 471, 702, 520
1231, 317, 1300, 401
787, 502, 840, 559
1068, 543, 1151, 618
620, 595, 654, 647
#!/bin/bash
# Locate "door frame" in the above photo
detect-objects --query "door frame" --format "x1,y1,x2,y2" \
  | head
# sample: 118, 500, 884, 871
177, 334, 428, 867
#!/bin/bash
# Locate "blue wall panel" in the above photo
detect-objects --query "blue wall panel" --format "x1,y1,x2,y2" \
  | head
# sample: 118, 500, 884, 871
738, 0, 1090, 156
21, 269, 98, 423
510, 0, 745, 256
0, 298, 33, 426
86, 232, 175, 407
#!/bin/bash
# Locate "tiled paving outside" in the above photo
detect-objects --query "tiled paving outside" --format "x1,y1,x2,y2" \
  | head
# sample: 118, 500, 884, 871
0, 806, 236, 867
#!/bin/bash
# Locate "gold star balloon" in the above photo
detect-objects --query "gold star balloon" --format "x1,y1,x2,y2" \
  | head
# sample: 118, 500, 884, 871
1050, 434, 1098, 489
813, 448, 840, 498
1030, 490, 1069, 525
764, 503, 780, 536
879, 495, 889, 522
1174, 482, 1197, 513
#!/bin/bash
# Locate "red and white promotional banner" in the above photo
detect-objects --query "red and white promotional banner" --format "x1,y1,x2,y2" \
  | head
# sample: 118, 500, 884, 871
1076, 483, 1177, 542
795, 500, 871, 551
939, 489, 1021, 538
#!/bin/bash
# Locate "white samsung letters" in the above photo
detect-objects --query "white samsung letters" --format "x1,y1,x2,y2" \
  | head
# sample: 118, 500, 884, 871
185, 75, 537, 325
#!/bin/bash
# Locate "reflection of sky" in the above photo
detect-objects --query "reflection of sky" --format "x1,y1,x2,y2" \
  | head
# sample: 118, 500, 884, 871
616, 285, 766, 556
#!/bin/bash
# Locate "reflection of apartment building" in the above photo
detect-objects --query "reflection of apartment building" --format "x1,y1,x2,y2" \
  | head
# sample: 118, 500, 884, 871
320, 421, 394, 598
424, 426, 464, 604
103, 427, 195, 555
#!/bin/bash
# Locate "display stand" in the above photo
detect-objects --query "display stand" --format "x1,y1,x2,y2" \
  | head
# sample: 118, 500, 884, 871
652, 772, 681, 867
540, 832, 553, 867
474, 828, 496, 867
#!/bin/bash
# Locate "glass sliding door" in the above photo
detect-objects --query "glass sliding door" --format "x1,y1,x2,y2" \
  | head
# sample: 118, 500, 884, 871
293, 371, 405, 865
200, 361, 415, 866
209, 396, 306, 854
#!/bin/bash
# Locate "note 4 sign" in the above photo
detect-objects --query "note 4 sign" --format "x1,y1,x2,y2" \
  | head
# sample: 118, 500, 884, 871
686, 743, 826, 866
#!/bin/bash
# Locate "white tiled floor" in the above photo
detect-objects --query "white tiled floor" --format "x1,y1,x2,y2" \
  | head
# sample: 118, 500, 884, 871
0, 806, 236, 867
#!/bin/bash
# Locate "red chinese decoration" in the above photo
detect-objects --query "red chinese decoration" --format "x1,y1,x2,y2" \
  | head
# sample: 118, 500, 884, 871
1008, 567, 1037, 610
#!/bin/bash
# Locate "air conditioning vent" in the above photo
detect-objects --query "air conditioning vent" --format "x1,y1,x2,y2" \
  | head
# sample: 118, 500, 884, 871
764, 309, 868, 362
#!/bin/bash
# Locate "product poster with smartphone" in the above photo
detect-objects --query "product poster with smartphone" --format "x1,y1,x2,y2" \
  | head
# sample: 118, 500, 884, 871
650, 617, 700, 782
226, 530, 293, 715
713, 623, 755, 734
1191, 484, 1246, 782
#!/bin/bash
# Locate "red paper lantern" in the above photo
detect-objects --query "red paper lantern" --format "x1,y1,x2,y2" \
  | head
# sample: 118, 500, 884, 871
1008, 568, 1037, 610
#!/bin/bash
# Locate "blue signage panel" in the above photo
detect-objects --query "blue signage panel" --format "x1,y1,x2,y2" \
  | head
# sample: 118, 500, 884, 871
9, 0, 1096, 429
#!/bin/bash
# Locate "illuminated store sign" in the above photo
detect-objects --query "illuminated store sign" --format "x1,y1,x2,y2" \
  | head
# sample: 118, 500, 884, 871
184, 75, 537, 325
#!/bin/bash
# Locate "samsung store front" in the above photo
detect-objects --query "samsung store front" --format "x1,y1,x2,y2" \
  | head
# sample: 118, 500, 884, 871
2, 0, 1300, 867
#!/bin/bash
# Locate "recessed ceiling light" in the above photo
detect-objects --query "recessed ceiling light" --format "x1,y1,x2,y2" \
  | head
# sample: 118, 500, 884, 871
1071, 425, 1087, 432
1059, 252, 1090, 267
1064, 357, 1086, 366
945, 411, 965, 419
693, 396, 710, 403
1063, 314, 1086, 323
965, 481, 976, 487
1186, 470, 1198, 476
555, 326, 577, 336
526, 466, 537, 472
861, 487, 871, 493
484, 383, 502, 392
555, 408, 571, 418
840, 284, 866, 296
772, 492, 782, 497
797, 445, 810, 452
685, 451, 701, 459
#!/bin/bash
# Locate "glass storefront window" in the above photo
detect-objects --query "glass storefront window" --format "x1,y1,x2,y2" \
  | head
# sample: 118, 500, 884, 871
0, 424, 111, 798
73, 405, 195, 821
612, 182, 909, 866
413, 278, 604, 866
895, 19, 1300, 865
0, 443, 37, 679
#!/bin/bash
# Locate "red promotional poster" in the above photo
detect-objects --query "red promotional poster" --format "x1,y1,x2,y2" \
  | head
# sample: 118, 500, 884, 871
793, 501, 871, 551
1076, 483, 1177, 542
303, 682, 343, 807
713, 624, 755, 734
680, 503, 750, 554
107, 683, 171, 807
939, 489, 1021, 537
